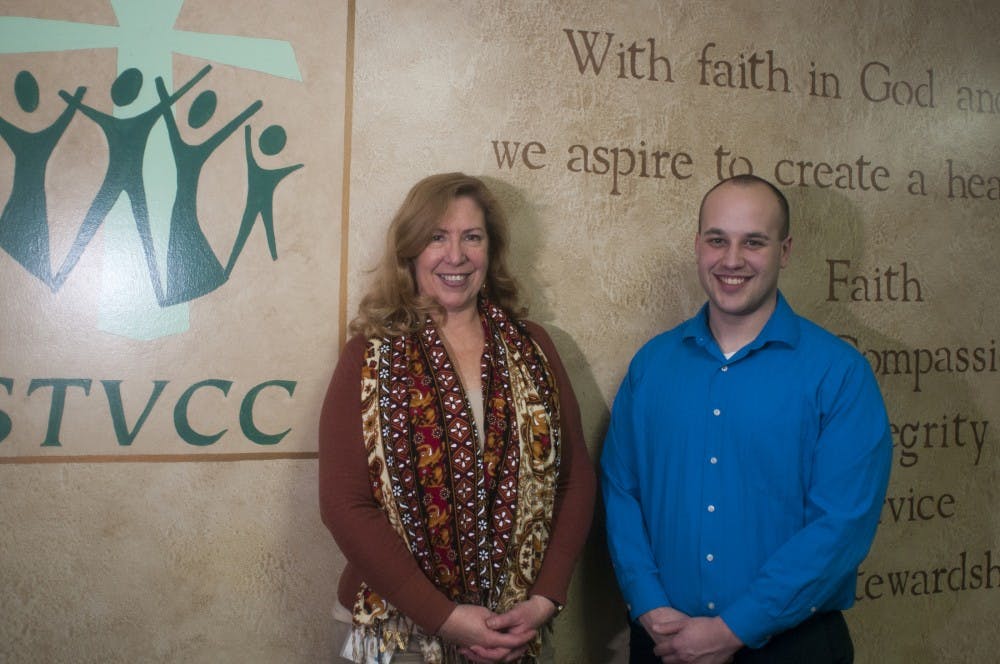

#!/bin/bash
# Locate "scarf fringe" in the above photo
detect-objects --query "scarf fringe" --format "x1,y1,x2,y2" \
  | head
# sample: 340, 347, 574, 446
343, 619, 479, 663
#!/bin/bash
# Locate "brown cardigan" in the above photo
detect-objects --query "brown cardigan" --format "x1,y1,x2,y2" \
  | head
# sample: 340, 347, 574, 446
318, 321, 596, 634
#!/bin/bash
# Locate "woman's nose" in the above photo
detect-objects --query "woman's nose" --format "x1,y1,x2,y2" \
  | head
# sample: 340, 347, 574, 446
444, 237, 465, 264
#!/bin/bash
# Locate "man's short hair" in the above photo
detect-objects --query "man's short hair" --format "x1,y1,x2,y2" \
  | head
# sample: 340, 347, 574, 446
698, 174, 790, 239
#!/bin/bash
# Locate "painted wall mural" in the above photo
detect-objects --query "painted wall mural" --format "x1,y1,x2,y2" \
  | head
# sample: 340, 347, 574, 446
0, 1, 302, 337
0, 0, 344, 459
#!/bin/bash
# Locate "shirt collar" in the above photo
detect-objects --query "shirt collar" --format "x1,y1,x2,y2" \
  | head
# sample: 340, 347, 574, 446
681, 291, 800, 357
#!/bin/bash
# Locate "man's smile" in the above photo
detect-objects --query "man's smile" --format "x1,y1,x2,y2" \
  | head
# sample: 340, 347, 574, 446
717, 275, 751, 286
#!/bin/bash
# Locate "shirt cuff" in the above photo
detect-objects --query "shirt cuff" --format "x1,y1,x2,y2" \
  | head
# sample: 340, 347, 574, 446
719, 596, 773, 649
621, 574, 670, 622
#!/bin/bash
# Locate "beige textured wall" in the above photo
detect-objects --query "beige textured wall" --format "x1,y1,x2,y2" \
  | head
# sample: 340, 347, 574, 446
349, 2, 999, 659
2, 1, 998, 662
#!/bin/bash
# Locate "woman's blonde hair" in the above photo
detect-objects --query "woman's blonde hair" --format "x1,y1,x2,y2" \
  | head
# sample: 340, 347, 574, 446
350, 173, 523, 337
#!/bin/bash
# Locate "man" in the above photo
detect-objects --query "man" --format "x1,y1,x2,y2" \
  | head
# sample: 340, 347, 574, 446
601, 175, 892, 664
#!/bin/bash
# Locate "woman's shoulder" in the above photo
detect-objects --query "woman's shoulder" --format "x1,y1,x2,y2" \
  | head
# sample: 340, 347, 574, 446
332, 333, 382, 377
519, 318, 547, 338
342, 332, 373, 357
518, 319, 570, 372
518, 319, 555, 349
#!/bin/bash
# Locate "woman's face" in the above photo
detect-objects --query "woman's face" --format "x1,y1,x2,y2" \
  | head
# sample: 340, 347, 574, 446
413, 196, 489, 318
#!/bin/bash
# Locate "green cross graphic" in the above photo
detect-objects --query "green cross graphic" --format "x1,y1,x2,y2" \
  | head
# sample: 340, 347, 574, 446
0, 0, 301, 339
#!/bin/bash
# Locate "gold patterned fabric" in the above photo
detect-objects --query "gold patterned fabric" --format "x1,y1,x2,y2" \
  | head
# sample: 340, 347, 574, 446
348, 298, 561, 663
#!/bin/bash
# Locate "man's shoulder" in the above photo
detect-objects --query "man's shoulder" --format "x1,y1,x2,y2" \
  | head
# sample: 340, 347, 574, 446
641, 317, 693, 352
792, 313, 859, 354
626, 318, 695, 374
788, 312, 875, 378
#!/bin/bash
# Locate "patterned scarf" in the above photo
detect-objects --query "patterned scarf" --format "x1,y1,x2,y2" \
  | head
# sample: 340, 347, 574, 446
347, 298, 561, 663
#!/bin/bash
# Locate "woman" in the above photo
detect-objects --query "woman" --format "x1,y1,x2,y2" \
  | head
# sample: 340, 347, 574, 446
320, 173, 595, 663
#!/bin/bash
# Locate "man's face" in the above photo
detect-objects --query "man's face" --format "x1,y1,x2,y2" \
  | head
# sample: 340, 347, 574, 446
695, 182, 791, 324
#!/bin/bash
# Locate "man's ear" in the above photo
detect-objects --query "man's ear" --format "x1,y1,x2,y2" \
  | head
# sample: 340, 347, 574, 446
779, 236, 793, 268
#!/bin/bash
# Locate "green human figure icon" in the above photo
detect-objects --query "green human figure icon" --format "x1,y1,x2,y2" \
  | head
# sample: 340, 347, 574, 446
224, 124, 304, 277
0, 2, 302, 338
0, 71, 85, 288
154, 77, 261, 305
52, 64, 211, 295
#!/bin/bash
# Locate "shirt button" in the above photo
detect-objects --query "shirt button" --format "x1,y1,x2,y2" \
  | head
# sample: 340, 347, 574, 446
706, 553, 714, 562
710, 456, 718, 464
713, 408, 721, 416
721, 366, 728, 372
707, 602, 715, 610
811, 606, 817, 613
707, 505, 715, 512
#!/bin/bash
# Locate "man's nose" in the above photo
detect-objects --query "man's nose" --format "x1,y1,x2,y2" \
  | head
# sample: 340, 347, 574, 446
723, 243, 744, 267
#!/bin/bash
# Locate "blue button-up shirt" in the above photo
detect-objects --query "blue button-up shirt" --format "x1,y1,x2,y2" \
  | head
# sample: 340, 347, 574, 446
601, 293, 892, 648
